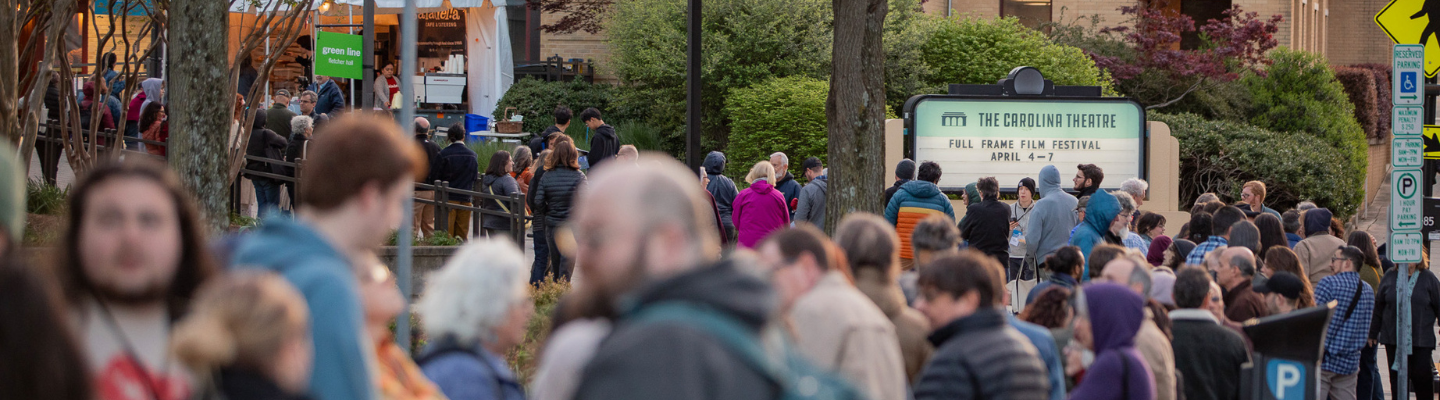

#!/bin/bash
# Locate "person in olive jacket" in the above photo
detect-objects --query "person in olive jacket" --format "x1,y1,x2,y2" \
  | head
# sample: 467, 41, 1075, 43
535, 135, 587, 281
1370, 256, 1440, 400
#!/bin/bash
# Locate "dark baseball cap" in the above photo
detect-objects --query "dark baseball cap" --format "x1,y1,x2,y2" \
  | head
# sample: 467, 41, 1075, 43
274, 88, 292, 98
801, 157, 822, 171
1254, 271, 1304, 300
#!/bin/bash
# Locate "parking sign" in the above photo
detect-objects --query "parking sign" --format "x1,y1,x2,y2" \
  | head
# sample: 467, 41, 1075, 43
1392, 232, 1424, 264
1394, 169, 1424, 231
1395, 106, 1424, 136
1395, 45, 1424, 105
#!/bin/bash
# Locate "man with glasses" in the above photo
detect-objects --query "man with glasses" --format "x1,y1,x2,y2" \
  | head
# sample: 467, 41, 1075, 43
1239, 181, 1281, 219
1313, 246, 1374, 400
298, 90, 331, 130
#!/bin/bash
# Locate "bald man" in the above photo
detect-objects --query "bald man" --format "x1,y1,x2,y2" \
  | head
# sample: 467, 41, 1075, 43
1212, 247, 1268, 322
1100, 255, 1178, 400
540, 156, 788, 400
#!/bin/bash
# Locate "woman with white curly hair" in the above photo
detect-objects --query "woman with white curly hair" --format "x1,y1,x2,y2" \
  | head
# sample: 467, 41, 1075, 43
416, 239, 533, 400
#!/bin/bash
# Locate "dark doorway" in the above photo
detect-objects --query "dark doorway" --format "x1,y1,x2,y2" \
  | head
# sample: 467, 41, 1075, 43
1179, 0, 1233, 49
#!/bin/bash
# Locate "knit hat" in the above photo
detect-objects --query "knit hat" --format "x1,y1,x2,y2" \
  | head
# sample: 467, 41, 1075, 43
0, 141, 23, 240
964, 182, 980, 205
1171, 239, 1197, 263
1018, 177, 1037, 197
1147, 235, 1173, 266
1304, 208, 1333, 237
895, 159, 916, 180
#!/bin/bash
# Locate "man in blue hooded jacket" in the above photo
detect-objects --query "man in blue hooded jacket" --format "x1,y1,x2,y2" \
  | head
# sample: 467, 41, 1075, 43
231, 115, 422, 400
1069, 189, 1121, 280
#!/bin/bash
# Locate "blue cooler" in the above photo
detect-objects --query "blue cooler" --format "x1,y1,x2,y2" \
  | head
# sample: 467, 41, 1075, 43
464, 114, 489, 142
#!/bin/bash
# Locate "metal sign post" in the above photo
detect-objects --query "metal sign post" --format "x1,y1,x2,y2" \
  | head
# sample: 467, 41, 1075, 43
395, 0, 418, 351
1389, 43, 1424, 397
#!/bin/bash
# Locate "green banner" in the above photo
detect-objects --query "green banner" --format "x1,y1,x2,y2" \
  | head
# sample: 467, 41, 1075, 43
314, 31, 362, 80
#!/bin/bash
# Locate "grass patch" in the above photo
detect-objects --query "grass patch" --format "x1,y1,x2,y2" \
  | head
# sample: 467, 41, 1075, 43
384, 230, 465, 247
26, 179, 67, 216
22, 213, 63, 246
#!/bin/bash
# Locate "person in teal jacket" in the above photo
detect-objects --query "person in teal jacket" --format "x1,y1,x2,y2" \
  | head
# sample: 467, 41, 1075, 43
883, 177, 956, 225
1069, 189, 1121, 280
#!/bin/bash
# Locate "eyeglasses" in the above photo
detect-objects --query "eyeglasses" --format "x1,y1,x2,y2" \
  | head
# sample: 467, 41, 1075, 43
1331, 257, 1347, 263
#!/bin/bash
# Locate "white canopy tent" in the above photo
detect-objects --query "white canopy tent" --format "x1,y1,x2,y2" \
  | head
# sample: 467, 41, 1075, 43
230, 0, 514, 118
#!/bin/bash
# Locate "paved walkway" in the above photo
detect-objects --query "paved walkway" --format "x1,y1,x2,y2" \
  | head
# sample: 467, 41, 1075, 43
1352, 167, 1392, 244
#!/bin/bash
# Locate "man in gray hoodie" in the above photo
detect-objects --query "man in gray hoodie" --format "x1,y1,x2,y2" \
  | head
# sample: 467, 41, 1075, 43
704, 151, 739, 241
1025, 165, 1079, 267
794, 157, 828, 230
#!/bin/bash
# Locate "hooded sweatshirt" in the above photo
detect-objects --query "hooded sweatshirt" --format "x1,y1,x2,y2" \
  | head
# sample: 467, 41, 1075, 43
704, 151, 739, 229
732, 179, 790, 248
575, 259, 781, 400
136, 78, 163, 119
231, 217, 375, 400
1026, 166, 1079, 263
79, 82, 116, 131
1071, 284, 1156, 400
793, 175, 827, 230
1295, 208, 1345, 283
587, 124, 619, 169
775, 172, 802, 211
1070, 189, 1121, 279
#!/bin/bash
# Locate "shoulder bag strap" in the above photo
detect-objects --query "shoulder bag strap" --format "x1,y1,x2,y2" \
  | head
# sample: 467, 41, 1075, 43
488, 184, 510, 214
1343, 276, 1364, 322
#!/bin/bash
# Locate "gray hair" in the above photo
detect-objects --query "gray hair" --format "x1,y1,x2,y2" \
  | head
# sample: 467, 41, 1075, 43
300, 90, 319, 102
912, 214, 960, 253
1230, 253, 1256, 277
1297, 201, 1317, 212
290, 115, 314, 136
1111, 190, 1137, 215
1120, 178, 1149, 201
1127, 255, 1153, 298
1194, 193, 1219, 206
417, 240, 530, 344
770, 152, 788, 167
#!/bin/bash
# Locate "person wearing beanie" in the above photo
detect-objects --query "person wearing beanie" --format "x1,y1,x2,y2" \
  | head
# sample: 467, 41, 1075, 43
0, 141, 23, 255
884, 159, 916, 207
1008, 177, 1038, 285
793, 157, 828, 230
1146, 236, 1173, 267
1295, 208, 1346, 283
1026, 165, 1079, 267
1069, 283, 1156, 400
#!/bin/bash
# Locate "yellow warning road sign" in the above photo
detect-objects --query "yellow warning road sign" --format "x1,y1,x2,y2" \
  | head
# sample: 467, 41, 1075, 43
1425, 125, 1440, 159
1378, 0, 1440, 77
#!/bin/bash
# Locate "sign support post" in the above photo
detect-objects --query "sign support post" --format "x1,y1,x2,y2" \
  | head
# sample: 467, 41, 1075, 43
1390, 43, 1425, 398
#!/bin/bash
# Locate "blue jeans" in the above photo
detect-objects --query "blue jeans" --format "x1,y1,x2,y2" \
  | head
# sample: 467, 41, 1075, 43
252, 178, 282, 217
1359, 342, 1381, 400
529, 225, 550, 285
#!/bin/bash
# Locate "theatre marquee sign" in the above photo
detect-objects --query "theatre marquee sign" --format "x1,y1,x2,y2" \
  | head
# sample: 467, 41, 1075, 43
906, 95, 1146, 191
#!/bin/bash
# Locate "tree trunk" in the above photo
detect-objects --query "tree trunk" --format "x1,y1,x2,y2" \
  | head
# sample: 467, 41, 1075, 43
168, 0, 230, 230
824, 0, 887, 235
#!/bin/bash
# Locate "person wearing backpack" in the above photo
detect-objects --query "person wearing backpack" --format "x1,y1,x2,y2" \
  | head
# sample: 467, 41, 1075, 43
565, 158, 863, 400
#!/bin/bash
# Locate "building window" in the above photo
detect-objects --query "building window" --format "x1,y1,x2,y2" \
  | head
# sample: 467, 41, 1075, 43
1000, 0, 1051, 29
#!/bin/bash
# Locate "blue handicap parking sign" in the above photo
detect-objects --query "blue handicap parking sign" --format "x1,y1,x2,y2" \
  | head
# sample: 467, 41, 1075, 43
1402, 71, 1419, 94
1266, 359, 1306, 400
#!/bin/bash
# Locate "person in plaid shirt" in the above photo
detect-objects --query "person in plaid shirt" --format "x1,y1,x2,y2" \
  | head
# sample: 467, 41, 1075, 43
1186, 206, 1246, 266
1314, 245, 1375, 400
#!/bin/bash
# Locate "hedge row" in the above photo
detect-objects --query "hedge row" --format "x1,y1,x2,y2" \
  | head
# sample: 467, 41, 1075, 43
1153, 112, 1361, 217
1346, 63, 1393, 140
1332, 67, 1379, 140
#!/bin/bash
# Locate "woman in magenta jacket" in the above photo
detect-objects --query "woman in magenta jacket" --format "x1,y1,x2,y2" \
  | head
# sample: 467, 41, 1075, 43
732, 161, 792, 248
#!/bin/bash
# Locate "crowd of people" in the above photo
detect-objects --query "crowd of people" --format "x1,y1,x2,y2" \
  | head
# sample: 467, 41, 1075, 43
6, 101, 1440, 400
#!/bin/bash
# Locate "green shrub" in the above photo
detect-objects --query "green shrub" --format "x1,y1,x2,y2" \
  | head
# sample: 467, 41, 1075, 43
1153, 113, 1362, 217
384, 230, 465, 246
492, 78, 618, 134
725, 77, 830, 168
1242, 48, 1367, 208
468, 140, 520, 173
229, 213, 261, 232
1331, 66, 1382, 140
921, 17, 1113, 94
884, 0, 946, 113
26, 179, 67, 215
506, 277, 571, 385
606, 0, 833, 151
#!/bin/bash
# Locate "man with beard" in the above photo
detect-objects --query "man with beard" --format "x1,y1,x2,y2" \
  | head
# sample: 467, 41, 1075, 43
57, 159, 219, 400
546, 157, 795, 400
1073, 163, 1103, 199
232, 114, 425, 400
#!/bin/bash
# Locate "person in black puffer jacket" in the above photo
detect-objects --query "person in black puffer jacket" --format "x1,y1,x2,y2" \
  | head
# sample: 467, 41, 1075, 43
534, 136, 586, 281
245, 110, 288, 216
960, 177, 1014, 269
913, 251, 1050, 400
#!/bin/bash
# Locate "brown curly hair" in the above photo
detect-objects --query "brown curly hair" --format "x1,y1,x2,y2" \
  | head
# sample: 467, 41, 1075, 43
1021, 286, 1072, 329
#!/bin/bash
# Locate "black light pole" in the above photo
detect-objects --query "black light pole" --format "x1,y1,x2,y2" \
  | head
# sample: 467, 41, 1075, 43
685, 0, 702, 169
361, 0, 376, 109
